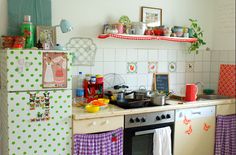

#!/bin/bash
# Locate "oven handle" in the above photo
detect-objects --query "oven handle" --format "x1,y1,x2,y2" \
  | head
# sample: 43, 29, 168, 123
135, 129, 156, 136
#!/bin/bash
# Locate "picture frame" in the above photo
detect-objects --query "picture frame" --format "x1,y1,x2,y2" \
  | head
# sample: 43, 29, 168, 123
42, 52, 68, 88
153, 73, 169, 94
141, 6, 162, 27
36, 26, 57, 48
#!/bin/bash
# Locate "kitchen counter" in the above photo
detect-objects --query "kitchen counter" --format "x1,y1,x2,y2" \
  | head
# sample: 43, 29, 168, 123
72, 98, 236, 120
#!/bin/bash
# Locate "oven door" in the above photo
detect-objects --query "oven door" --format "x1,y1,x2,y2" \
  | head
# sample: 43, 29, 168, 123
124, 123, 174, 155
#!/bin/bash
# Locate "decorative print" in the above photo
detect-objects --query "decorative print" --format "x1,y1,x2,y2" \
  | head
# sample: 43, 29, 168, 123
218, 64, 236, 97
183, 116, 191, 125
36, 26, 57, 49
148, 61, 158, 73
185, 61, 194, 72
185, 125, 193, 135
17, 58, 32, 73
42, 52, 68, 88
29, 92, 50, 122
168, 62, 177, 72
203, 123, 211, 132
127, 62, 137, 74
141, 7, 162, 27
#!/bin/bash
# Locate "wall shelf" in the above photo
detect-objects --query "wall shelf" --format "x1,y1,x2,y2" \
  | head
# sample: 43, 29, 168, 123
98, 34, 197, 43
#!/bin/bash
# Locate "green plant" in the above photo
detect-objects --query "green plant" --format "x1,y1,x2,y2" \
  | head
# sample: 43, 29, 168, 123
188, 19, 206, 54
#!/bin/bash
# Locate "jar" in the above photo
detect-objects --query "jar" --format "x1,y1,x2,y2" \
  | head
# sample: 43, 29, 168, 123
90, 76, 96, 84
131, 22, 147, 35
96, 75, 104, 84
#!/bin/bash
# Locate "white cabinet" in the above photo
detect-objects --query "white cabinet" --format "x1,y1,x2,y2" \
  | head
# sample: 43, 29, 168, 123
216, 103, 236, 115
73, 116, 124, 134
174, 106, 216, 155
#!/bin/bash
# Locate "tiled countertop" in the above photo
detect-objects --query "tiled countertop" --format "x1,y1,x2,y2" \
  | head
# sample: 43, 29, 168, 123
72, 98, 236, 120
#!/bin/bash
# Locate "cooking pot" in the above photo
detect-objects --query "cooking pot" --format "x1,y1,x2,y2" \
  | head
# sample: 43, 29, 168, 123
150, 92, 166, 106
133, 86, 151, 100
117, 91, 134, 102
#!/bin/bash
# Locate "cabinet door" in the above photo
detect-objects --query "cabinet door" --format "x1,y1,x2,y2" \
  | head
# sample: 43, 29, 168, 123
6, 50, 72, 91
174, 107, 216, 155
8, 90, 72, 155
217, 104, 236, 115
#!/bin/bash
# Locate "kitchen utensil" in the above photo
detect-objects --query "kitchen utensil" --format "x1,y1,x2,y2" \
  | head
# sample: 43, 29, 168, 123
104, 73, 126, 90
185, 84, 198, 102
133, 86, 152, 100
150, 91, 166, 106
117, 91, 134, 102
116, 99, 150, 108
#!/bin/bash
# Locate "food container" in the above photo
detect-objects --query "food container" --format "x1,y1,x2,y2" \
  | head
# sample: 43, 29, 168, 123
131, 22, 147, 35
2, 36, 15, 48
96, 75, 104, 84
85, 105, 100, 113
150, 92, 166, 106
90, 76, 96, 84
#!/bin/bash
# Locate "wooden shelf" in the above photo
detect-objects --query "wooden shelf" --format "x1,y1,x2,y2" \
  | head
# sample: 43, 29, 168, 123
98, 34, 197, 43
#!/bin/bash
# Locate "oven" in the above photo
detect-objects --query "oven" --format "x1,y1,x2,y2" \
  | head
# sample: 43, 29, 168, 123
124, 110, 175, 155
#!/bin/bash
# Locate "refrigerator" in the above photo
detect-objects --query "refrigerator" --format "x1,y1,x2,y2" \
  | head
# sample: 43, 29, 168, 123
0, 50, 72, 155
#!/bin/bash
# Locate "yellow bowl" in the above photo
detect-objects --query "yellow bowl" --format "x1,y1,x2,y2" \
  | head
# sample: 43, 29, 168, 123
85, 105, 100, 113
98, 98, 110, 104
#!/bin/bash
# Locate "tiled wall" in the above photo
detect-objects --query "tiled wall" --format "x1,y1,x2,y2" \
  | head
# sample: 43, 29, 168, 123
209, 50, 236, 92
72, 48, 212, 96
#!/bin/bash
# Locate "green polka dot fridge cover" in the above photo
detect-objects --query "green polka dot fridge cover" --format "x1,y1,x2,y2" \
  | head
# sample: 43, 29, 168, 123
2, 50, 72, 155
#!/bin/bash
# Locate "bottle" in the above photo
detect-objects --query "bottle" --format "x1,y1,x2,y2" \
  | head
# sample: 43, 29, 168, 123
21, 15, 35, 48
77, 72, 84, 89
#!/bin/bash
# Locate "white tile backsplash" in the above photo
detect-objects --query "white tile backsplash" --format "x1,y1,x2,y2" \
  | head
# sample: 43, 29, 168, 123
137, 49, 148, 61
74, 47, 230, 94
104, 49, 116, 61
126, 49, 138, 61
115, 49, 127, 61
148, 49, 158, 61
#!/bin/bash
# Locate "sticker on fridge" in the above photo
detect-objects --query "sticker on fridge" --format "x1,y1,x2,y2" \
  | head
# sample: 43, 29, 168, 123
42, 52, 67, 88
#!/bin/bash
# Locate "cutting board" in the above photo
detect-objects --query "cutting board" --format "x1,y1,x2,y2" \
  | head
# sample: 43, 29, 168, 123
218, 64, 236, 97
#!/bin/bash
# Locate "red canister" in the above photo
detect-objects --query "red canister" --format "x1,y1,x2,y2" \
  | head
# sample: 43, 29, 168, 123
185, 84, 198, 102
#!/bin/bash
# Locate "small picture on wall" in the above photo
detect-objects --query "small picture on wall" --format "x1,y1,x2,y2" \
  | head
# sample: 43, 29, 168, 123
42, 52, 68, 88
141, 6, 162, 27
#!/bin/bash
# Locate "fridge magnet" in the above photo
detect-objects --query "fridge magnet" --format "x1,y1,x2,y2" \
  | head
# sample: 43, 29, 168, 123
203, 123, 211, 132
168, 62, 177, 72
185, 125, 193, 135
28, 92, 51, 122
42, 52, 68, 88
148, 61, 158, 73
127, 62, 137, 74
183, 116, 191, 125
17, 58, 32, 73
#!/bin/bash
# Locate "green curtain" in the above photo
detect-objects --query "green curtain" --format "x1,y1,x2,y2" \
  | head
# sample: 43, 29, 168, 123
8, 0, 52, 35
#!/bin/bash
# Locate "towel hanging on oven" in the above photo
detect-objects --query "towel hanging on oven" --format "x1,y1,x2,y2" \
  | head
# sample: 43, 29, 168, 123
153, 126, 172, 155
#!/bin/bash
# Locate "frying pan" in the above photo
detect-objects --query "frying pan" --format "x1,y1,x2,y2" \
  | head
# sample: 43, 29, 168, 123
115, 99, 151, 109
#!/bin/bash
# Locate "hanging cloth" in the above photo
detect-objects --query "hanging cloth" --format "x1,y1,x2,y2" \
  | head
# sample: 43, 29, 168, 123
215, 114, 236, 155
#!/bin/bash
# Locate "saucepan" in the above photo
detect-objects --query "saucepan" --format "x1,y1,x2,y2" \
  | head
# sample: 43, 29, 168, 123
150, 91, 172, 106
133, 86, 152, 100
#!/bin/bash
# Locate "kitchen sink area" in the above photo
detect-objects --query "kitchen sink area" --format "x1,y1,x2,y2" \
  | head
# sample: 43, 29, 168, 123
197, 94, 233, 100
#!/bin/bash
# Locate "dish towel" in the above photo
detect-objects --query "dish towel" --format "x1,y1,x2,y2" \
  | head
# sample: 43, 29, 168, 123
215, 114, 236, 155
73, 128, 123, 155
153, 126, 172, 155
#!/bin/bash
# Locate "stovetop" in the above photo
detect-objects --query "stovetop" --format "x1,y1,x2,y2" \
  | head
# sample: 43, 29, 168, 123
111, 99, 170, 109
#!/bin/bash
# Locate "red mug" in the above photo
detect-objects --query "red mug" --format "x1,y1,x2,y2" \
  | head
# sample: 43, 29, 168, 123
185, 84, 198, 102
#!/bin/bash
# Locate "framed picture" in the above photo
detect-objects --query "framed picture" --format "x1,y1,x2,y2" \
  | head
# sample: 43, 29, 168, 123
42, 52, 68, 88
141, 6, 162, 27
36, 26, 57, 48
153, 73, 169, 94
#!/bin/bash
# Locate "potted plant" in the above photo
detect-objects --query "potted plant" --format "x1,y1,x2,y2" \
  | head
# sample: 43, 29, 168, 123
188, 19, 206, 54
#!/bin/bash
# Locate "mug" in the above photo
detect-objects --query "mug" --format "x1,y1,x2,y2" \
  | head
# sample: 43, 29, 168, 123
185, 84, 198, 102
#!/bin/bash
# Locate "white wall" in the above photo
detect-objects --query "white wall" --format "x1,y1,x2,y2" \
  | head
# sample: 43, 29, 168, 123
51, 0, 214, 49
